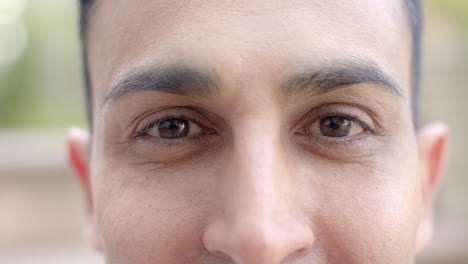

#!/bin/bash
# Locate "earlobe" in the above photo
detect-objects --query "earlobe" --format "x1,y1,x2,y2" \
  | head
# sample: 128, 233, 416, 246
417, 122, 448, 205
415, 122, 449, 252
68, 127, 90, 187
67, 127, 103, 252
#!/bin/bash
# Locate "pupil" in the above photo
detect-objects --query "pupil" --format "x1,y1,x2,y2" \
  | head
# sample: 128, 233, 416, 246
320, 117, 351, 137
330, 120, 339, 130
169, 122, 181, 132
157, 119, 189, 139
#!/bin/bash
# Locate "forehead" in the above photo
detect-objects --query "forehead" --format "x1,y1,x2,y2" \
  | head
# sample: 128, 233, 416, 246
87, 0, 411, 109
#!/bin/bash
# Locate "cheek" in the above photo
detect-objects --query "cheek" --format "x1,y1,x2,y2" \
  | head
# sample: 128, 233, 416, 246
298, 155, 422, 262
92, 164, 214, 264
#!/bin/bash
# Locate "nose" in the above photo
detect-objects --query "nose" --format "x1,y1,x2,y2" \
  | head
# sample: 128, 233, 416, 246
202, 130, 315, 264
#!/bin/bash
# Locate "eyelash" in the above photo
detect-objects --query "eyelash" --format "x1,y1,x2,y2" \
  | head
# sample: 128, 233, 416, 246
295, 111, 377, 150
132, 110, 377, 151
133, 114, 215, 146
311, 112, 376, 133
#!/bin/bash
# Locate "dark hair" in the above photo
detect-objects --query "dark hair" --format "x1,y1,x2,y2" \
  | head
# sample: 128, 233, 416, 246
78, 0, 423, 126
78, 0, 94, 126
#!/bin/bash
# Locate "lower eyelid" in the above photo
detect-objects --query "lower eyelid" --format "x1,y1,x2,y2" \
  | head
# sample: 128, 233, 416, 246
295, 129, 374, 151
134, 133, 200, 150
132, 131, 221, 157
136, 125, 217, 142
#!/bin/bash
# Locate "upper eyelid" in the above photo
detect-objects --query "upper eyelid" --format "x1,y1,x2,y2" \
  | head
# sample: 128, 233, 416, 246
135, 115, 192, 135
294, 111, 375, 136
292, 103, 380, 129
294, 118, 377, 153
134, 105, 378, 138
317, 114, 375, 134
134, 115, 215, 140
311, 112, 362, 125
135, 108, 207, 131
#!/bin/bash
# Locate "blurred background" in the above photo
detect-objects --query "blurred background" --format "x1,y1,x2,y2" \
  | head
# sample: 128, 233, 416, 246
0, 0, 466, 263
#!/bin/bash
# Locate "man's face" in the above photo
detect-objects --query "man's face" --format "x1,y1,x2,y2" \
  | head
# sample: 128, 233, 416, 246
76, 0, 440, 263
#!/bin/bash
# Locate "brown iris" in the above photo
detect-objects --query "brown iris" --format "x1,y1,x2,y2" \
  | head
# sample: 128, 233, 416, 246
319, 117, 353, 137
157, 119, 190, 139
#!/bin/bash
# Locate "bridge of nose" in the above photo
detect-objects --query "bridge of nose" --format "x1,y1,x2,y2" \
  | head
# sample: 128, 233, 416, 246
202, 118, 315, 263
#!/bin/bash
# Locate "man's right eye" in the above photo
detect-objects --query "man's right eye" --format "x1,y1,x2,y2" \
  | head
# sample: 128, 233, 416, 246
143, 118, 203, 139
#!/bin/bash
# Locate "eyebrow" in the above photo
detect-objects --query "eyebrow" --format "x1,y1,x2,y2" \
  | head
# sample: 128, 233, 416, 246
283, 59, 403, 98
104, 58, 403, 105
103, 66, 219, 104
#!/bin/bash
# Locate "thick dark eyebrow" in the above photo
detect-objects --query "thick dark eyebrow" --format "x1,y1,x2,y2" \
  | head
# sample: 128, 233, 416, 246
103, 66, 219, 104
284, 59, 403, 98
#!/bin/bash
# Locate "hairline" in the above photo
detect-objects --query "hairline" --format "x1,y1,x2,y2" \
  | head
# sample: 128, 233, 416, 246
78, 0, 423, 128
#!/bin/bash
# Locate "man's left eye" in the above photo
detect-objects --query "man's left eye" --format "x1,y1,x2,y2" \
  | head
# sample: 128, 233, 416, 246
145, 118, 203, 139
309, 116, 367, 138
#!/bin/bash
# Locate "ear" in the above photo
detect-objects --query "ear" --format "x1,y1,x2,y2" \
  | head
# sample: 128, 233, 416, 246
415, 122, 449, 253
67, 127, 103, 253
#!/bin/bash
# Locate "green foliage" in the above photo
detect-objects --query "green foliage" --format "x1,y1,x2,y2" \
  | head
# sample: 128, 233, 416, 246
0, 2, 87, 128
427, 0, 468, 31
0, 1, 466, 128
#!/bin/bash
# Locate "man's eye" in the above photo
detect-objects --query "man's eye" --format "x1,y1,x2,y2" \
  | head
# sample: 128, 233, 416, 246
145, 118, 202, 139
310, 116, 367, 138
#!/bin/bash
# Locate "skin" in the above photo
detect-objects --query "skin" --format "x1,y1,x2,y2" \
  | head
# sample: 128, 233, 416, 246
68, 0, 449, 263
